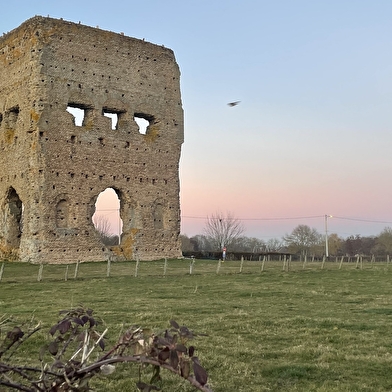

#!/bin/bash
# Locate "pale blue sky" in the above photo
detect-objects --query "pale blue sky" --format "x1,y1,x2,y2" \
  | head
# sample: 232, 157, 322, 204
3, 1, 392, 239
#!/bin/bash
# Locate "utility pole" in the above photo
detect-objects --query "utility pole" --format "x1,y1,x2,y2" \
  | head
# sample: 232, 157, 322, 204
325, 215, 332, 257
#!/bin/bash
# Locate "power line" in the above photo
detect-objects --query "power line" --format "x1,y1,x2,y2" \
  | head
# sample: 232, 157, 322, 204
182, 215, 324, 221
98, 211, 392, 225
333, 216, 392, 224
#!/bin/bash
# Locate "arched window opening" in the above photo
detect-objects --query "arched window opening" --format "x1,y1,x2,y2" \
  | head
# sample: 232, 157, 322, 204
153, 203, 164, 230
56, 199, 69, 228
67, 106, 84, 126
103, 108, 124, 130
103, 112, 118, 130
67, 103, 93, 127
92, 188, 123, 245
4, 187, 23, 248
134, 113, 154, 135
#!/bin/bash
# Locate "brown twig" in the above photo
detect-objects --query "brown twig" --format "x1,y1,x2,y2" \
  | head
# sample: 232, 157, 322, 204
77, 356, 213, 392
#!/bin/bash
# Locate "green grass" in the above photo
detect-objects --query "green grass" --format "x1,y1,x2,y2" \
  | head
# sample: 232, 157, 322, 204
2, 259, 392, 391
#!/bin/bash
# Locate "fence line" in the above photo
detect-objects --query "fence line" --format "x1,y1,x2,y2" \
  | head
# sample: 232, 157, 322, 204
0, 255, 390, 284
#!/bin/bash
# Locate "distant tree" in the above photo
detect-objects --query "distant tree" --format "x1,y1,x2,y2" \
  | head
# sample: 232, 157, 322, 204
204, 212, 245, 251
265, 238, 284, 252
190, 235, 213, 252
372, 227, 392, 255
230, 236, 265, 253
342, 235, 376, 256
283, 225, 322, 259
93, 215, 118, 246
327, 233, 344, 256
180, 234, 195, 252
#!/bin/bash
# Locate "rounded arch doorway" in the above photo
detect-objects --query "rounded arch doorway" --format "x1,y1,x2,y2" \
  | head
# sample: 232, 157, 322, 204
92, 188, 123, 246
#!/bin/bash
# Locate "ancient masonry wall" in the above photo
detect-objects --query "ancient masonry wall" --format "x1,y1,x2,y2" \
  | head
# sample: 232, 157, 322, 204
0, 16, 184, 263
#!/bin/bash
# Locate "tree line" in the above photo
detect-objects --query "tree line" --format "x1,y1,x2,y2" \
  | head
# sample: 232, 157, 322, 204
181, 213, 392, 258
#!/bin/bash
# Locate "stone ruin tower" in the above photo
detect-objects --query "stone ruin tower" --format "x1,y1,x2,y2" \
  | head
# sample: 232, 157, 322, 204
0, 16, 184, 263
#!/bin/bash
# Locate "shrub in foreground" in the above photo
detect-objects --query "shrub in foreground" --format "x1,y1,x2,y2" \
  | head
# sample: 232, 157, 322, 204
0, 307, 211, 391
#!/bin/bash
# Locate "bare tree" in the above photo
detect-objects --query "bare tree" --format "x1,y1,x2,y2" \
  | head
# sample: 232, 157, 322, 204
93, 215, 118, 245
204, 212, 245, 251
372, 227, 392, 255
265, 238, 284, 252
283, 224, 322, 259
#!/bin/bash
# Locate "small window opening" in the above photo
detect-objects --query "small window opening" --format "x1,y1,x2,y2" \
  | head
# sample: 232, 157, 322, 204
103, 112, 118, 130
134, 113, 153, 134
67, 105, 85, 126
5, 107, 19, 129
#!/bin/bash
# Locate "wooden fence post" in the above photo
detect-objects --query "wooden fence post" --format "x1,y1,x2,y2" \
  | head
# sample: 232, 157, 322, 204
355, 255, 360, 269
216, 259, 221, 274
135, 257, 140, 277
339, 255, 344, 270
261, 255, 266, 272
106, 257, 111, 277
74, 261, 79, 279
163, 257, 167, 277
0, 263, 4, 282
189, 259, 195, 275
65, 265, 69, 281
302, 254, 307, 269
240, 256, 244, 273
37, 263, 43, 282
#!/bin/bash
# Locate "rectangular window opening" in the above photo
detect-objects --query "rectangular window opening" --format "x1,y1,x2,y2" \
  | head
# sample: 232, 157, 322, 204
134, 112, 154, 135
67, 105, 84, 126
67, 103, 92, 127
103, 108, 124, 130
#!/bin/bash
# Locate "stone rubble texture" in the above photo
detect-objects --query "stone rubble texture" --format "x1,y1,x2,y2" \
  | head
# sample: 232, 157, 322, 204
0, 16, 184, 263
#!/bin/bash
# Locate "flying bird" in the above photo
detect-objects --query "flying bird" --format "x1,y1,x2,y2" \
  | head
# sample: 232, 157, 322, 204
227, 101, 240, 107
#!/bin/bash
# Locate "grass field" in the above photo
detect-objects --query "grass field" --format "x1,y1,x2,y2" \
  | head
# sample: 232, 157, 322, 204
1, 259, 392, 391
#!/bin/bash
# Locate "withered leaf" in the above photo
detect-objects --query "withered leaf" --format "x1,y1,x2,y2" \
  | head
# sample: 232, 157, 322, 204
158, 346, 170, 362
98, 339, 105, 350
192, 357, 208, 386
170, 349, 179, 369
58, 319, 71, 334
175, 344, 187, 353
49, 324, 58, 336
7, 327, 24, 342
48, 341, 58, 355
170, 320, 180, 330
156, 337, 170, 346
180, 359, 191, 378
72, 317, 84, 326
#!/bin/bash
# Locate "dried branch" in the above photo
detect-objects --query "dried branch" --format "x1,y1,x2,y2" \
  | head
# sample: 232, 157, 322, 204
0, 309, 213, 392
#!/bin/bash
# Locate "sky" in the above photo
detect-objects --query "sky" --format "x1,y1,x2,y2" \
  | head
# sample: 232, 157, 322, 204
3, 1, 392, 240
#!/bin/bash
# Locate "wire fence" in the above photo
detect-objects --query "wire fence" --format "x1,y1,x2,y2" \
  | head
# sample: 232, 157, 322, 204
0, 254, 390, 284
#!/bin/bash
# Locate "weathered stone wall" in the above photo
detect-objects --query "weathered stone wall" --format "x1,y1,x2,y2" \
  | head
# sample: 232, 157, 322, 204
0, 16, 183, 263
